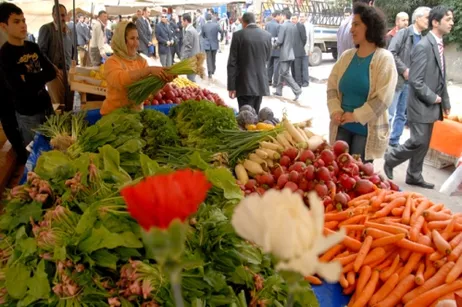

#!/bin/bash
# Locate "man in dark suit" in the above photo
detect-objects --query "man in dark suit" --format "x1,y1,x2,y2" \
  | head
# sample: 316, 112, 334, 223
265, 10, 281, 87
156, 13, 174, 67
227, 13, 271, 113
274, 10, 302, 101
291, 15, 307, 88
136, 7, 152, 56
169, 14, 182, 63
181, 14, 200, 82
202, 13, 223, 79
384, 6, 453, 189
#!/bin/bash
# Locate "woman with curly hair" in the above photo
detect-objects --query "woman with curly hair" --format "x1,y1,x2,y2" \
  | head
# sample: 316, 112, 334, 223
327, 3, 398, 162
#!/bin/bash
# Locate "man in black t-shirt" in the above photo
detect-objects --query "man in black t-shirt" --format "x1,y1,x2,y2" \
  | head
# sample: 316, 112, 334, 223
0, 3, 56, 146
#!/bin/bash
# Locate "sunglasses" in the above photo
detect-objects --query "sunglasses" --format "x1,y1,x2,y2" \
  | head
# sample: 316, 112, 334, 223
162, 15, 167, 18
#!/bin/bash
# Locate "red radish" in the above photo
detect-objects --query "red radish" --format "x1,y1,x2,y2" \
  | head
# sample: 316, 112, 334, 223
334, 192, 349, 209
260, 173, 275, 186
330, 161, 339, 175
315, 183, 328, 198
337, 153, 353, 168
284, 181, 299, 192
360, 162, 374, 176
333, 140, 349, 157
314, 159, 325, 168
320, 149, 335, 165
288, 162, 306, 173
277, 174, 289, 189
343, 163, 360, 176
279, 156, 291, 167
298, 178, 309, 191
326, 180, 336, 193
389, 180, 399, 191
283, 148, 298, 161
289, 170, 300, 183
272, 166, 287, 179
354, 179, 375, 195
379, 182, 388, 189
368, 174, 381, 185
304, 165, 316, 181
299, 149, 316, 163
256, 187, 266, 195
295, 189, 304, 198
323, 196, 333, 206
347, 191, 357, 200
306, 180, 316, 191
245, 179, 257, 191
339, 174, 356, 190
245, 190, 252, 195
316, 167, 331, 182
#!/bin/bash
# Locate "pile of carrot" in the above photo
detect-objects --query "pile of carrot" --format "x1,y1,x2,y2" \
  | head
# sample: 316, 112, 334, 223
315, 189, 462, 307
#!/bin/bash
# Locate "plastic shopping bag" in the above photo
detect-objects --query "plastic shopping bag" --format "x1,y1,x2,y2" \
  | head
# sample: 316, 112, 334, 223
439, 156, 462, 196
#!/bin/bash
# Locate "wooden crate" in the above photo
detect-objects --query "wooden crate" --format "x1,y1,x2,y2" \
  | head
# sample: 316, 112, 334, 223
424, 148, 457, 169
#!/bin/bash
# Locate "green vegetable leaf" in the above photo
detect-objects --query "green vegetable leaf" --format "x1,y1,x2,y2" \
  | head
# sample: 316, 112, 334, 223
78, 225, 142, 253
6, 264, 30, 299
189, 151, 210, 170
140, 153, 171, 176
99, 145, 132, 184
18, 238, 37, 258
34, 150, 73, 180
168, 219, 186, 261
75, 203, 98, 235
205, 168, 242, 200
27, 260, 50, 299
116, 139, 146, 154
91, 249, 119, 270
53, 245, 67, 261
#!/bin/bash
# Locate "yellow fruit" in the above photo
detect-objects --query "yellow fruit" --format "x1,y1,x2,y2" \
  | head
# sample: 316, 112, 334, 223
99, 65, 105, 74
246, 124, 257, 131
256, 122, 274, 130
101, 80, 107, 87
90, 70, 97, 77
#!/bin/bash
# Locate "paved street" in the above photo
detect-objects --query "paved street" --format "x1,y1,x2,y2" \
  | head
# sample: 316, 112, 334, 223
153, 46, 462, 210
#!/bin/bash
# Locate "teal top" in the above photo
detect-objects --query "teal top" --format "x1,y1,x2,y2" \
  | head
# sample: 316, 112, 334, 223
339, 52, 374, 136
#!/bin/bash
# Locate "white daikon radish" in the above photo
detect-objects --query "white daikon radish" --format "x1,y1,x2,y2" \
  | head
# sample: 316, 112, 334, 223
283, 130, 296, 146
261, 148, 281, 160
283, 118, 306, 143
243, 160, 264, 175
308, 135, 324, 151
296, 126, 309, 142
276, 134, 292, 149
235, 164, 249, 185
255, 149, 269, 159
266, 159, 274, 168
304, 128, 315, 138
249, 153, 268, 169
260, 141, 284, 152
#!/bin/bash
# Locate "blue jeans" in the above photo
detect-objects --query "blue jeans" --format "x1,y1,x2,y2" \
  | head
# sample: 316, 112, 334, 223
388, 83, 409, 146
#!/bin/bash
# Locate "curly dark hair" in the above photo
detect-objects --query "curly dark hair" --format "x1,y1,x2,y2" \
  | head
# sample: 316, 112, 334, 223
353, 3, 386, 48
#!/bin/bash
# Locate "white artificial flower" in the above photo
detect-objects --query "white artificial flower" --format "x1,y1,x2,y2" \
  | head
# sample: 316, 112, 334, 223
231, 189, 345, 282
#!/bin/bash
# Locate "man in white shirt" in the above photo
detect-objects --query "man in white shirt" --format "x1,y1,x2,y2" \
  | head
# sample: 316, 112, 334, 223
89, 10, 108, 66
299, 13, 314, 87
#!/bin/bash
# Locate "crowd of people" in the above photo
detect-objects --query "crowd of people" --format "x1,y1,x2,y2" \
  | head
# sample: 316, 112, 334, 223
0, 0, 456, 191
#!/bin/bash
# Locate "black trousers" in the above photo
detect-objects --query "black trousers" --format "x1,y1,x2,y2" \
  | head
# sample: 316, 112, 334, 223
171, 40, 182, 61
205, 50, 217, 77
0, 114, 28, 164
386, 122, 433, 182
237, 96, 262, 113
267, 56, 279, 85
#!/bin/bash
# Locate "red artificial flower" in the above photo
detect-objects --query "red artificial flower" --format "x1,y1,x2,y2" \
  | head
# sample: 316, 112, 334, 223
120, 169, 211, 230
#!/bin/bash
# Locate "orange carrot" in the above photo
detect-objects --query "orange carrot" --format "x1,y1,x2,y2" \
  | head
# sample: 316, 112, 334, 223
427, 203, 445, 212
398, 251, 423, 281
405, 279, 462, 307
380, 254, 400, 281
392, 207, 405, 216
339, 273, 349, 288
350, 270, 379, 307
410, 199, 431, 226
341, 224, 365, 232
400, 248, 412, 262
410, 216, 425, 242
450, 233, 462, 248
384, 220, 411, 230
376, 259, 392, 271
423, 210, 452, 222
373, 197, 407, 218
446, 253, 462, 284
336, 253, 357, 266
369, 272, 400, 306
304, 275, 323, 285
364, 221, 408, 235
449, 240, 462, 262
349, 190, 379, 203
325, 227, 362, 251
343, 284, 356, 295
396, 238, 435, 254
422, 221, 430, 235
424, 263, 437, 280
354, 235, 373, 272
347, 271, 356, 286
433, 257, 447, 269
433, 229, 452, 255
441, 217, 457, 241
325, 203, 335, 212
429, 293, 456, 307
325, 220, 339, 229
402, 261, 455, 304
342, 262, 354, 273
415, 263, 425, 285
371, 189, 387, 210
371, 233, 406, 248
356, 265, 372, 294
402, 193, 414, 224
320, 244, 344, 262
365, 227, 393, 239
336, 250, 350, 258
339, 214, 366, 227
429, 251, 445, 262
374, 274, 416, 307
325, 211, 354, 222
363, 247, 386, 265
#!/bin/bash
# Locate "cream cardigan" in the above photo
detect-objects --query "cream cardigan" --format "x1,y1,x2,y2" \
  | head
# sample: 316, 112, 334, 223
327, 48, 398, 161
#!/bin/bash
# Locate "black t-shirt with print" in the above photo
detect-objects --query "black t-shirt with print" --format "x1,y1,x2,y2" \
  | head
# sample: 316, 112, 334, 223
0, 41, 56, 115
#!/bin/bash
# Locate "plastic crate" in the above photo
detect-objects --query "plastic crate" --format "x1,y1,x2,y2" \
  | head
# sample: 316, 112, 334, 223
424, 148, 458, 169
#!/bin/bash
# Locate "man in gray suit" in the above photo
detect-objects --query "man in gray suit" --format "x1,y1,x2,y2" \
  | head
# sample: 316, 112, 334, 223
384, 6, 453, 189
136, 7, 152, 56
202, 14, 223, 79
291, 15, 307, 88
181, 14, 200, 82
194, 9, 206, 50
273, 10, 302, 101
265, 10, 281, 87
227, 12, 271, 113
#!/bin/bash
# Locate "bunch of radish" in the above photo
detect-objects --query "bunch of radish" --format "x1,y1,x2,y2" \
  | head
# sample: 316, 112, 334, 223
234, 119, 398, 208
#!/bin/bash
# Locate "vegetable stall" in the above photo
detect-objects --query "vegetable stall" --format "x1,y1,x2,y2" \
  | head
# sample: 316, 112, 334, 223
1, 92, 462, 306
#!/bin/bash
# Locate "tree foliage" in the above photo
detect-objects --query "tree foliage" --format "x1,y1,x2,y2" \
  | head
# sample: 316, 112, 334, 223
375, 0, 462, 49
